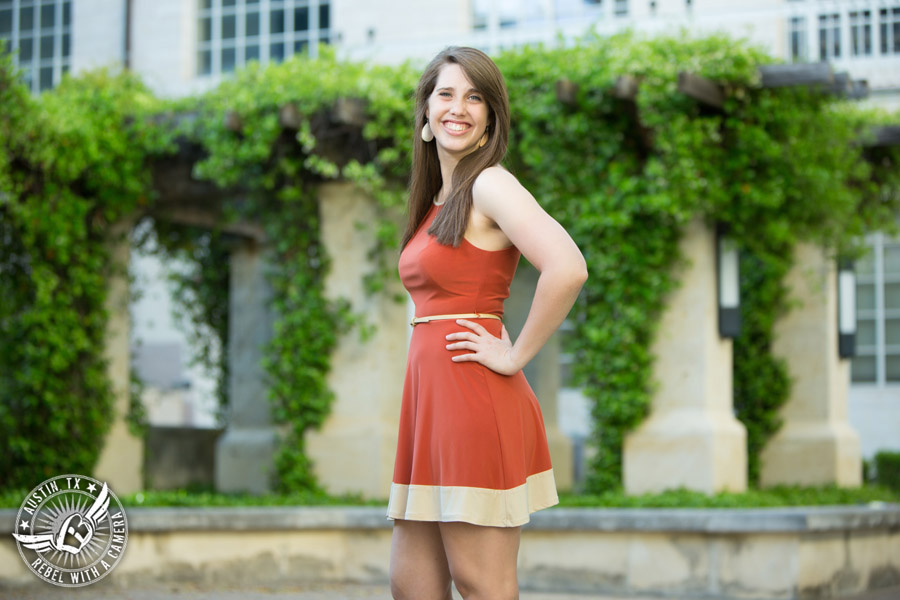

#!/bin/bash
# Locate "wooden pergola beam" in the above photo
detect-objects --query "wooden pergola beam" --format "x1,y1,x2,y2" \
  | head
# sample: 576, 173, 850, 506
555, 78, 578, 106
154, 206, 266, 243
613, 75, 639, 101
677, 72, 724, 109
758, 62, 833, 88
865, 125, 900, 147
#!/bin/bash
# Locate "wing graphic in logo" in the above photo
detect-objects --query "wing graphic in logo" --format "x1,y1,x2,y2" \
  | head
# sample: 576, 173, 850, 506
13, 482, 111, 555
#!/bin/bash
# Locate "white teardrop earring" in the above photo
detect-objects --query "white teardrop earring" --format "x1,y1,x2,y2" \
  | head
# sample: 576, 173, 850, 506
421, 122, 434, 142
477, 132, 488, 148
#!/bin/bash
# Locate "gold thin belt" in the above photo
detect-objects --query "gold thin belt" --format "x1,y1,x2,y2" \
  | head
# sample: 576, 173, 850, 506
410, 312, 501, 327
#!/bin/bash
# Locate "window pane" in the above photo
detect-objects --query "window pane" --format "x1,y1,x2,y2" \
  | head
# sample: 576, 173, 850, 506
884, 245, 900, 275
319, 4, 329, 29
38, 65, 52, 90
294, 6, 308, 31
20, 5, 34, 30
886, 318, 900, 346
886, 283, 900, 309
222, 0, 236, 6
62, 1, 70, 26
886, 355, 900, 382
200, 0, 212, 9
61, 32, 68, 56
0, 9, 11, 35
270, 9, 284, 34
199, 17, 211, 42
222, 14, 235, 39
19, 37, 33, 61
246, 12, 259, 36
40, 2, 54, 28
858, 318, 876, 347
245, 44, 259, 62
269, 41, 283, 62
895, 22, 900, 53
221, 47, 235, 72
198, 49, 211, 75
293, 39, 307, 54
852, 355, 876, 383
857, 283, 875, 311
39, 34, 52, 59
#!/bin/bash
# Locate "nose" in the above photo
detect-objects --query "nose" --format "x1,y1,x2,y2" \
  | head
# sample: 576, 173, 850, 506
450, 96, 467, 116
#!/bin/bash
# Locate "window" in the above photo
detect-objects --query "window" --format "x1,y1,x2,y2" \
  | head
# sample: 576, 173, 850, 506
197, 0, 330, 77
880, 7, 900, 55
0, 0, 71, 93
615, 0, 628, 16
852, 235, 900, 385
849, 10, 872, 56
818, 13, 841, 60
789, 16, 807, 62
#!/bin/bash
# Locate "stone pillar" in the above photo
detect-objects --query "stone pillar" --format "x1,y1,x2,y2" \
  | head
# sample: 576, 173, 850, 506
305, 183, 408, 498
95, 219, 144, 494
506, 264, 574, 492
623, 218, 747, 494
215, 239, 277, 494
760, 243, 862, 487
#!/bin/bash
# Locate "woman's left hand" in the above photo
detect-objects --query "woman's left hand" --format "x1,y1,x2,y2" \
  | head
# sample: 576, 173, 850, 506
445, 319, 521, 376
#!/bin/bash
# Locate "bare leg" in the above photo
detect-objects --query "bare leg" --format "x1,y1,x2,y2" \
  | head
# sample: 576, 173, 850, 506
390, 519, 453, 600
439, 521, 521, 600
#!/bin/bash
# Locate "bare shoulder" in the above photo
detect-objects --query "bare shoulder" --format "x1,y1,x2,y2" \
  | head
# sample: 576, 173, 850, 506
472, 165, 534, 217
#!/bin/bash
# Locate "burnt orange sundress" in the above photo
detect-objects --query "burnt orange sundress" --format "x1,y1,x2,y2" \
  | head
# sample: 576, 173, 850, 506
386, 201, 558, 527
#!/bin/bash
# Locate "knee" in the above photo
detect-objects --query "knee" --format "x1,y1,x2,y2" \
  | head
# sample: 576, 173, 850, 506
452, 569, 518, 600
390, 570, 451, 600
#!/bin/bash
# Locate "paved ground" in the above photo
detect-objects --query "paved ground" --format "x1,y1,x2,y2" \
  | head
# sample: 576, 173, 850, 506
2, 583, 900, 600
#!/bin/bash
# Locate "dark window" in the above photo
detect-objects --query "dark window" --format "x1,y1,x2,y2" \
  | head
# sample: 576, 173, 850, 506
270, 9, 284, 34
198, 49, 211, 75
39, 33, 51, 58
40, 1, 53, 29
319, 3, 328, 29
222, 14, 235, 39
245, 44, 259, 62
221, 46, 235, 72
294, 6, 308, 31
19, 5, 34, 30
0, 9, 12, 35
245, 11, 259, 37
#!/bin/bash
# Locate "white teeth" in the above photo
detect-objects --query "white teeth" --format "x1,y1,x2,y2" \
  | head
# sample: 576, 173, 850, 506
444, 122, 469, 131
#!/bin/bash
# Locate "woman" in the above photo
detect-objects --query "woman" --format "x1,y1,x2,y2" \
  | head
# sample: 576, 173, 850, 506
388, 46, 587, 600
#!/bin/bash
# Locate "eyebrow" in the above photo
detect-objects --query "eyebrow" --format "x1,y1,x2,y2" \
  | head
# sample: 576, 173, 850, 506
435, 86, 481, 94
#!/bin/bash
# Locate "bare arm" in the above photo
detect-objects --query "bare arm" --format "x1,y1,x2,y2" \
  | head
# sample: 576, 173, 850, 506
446, 167, 588, 375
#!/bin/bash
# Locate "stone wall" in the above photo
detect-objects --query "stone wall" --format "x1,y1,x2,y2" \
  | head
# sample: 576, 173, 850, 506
2, 506, 898, 598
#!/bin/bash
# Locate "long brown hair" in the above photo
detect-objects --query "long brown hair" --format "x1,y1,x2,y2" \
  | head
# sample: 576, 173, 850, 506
401, 46, 510, 249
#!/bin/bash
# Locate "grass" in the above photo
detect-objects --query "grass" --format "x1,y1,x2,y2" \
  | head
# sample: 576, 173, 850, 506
1, 484, 897, 510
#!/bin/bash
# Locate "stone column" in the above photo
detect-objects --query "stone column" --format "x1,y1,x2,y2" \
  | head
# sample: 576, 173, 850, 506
760, 243, 862, 487
215, 239, 277, 494
305, 183, 408, 498
623, 218, 747, 494
95, 219, 144, 494
506, 264, 574, 491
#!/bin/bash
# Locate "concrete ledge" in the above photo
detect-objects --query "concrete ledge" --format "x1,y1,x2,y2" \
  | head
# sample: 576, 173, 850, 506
3, 504, 897, 534
2, 505, 898, 599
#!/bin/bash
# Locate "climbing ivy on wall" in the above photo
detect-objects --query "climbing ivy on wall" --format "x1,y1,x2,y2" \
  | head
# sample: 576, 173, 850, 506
0, 56, 175, 489
1, 35, 898, 494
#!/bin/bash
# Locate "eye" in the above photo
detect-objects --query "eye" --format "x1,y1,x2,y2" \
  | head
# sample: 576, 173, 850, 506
468, 94, 482, 102
438, 91, 452, 98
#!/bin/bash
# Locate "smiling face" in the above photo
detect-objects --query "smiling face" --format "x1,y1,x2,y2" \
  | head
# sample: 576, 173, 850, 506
425, 62, 490, 163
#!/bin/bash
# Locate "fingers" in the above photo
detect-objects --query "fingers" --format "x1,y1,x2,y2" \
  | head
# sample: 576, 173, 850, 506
446, 341, 478, 352
455, 319, 487, 334
445, 331, 479, 342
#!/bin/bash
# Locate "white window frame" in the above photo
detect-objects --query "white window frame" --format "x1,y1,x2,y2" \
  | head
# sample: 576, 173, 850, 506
818, 12, 841, 60
0, 0, 71, 94
849, 9, 872, 57
197, 0, 330, 78
789, 15, 808, 62
852, 233, 900, 387
880, 6, 900, 55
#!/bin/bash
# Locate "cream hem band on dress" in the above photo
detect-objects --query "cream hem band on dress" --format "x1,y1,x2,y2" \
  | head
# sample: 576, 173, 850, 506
386, 468, 558, 528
